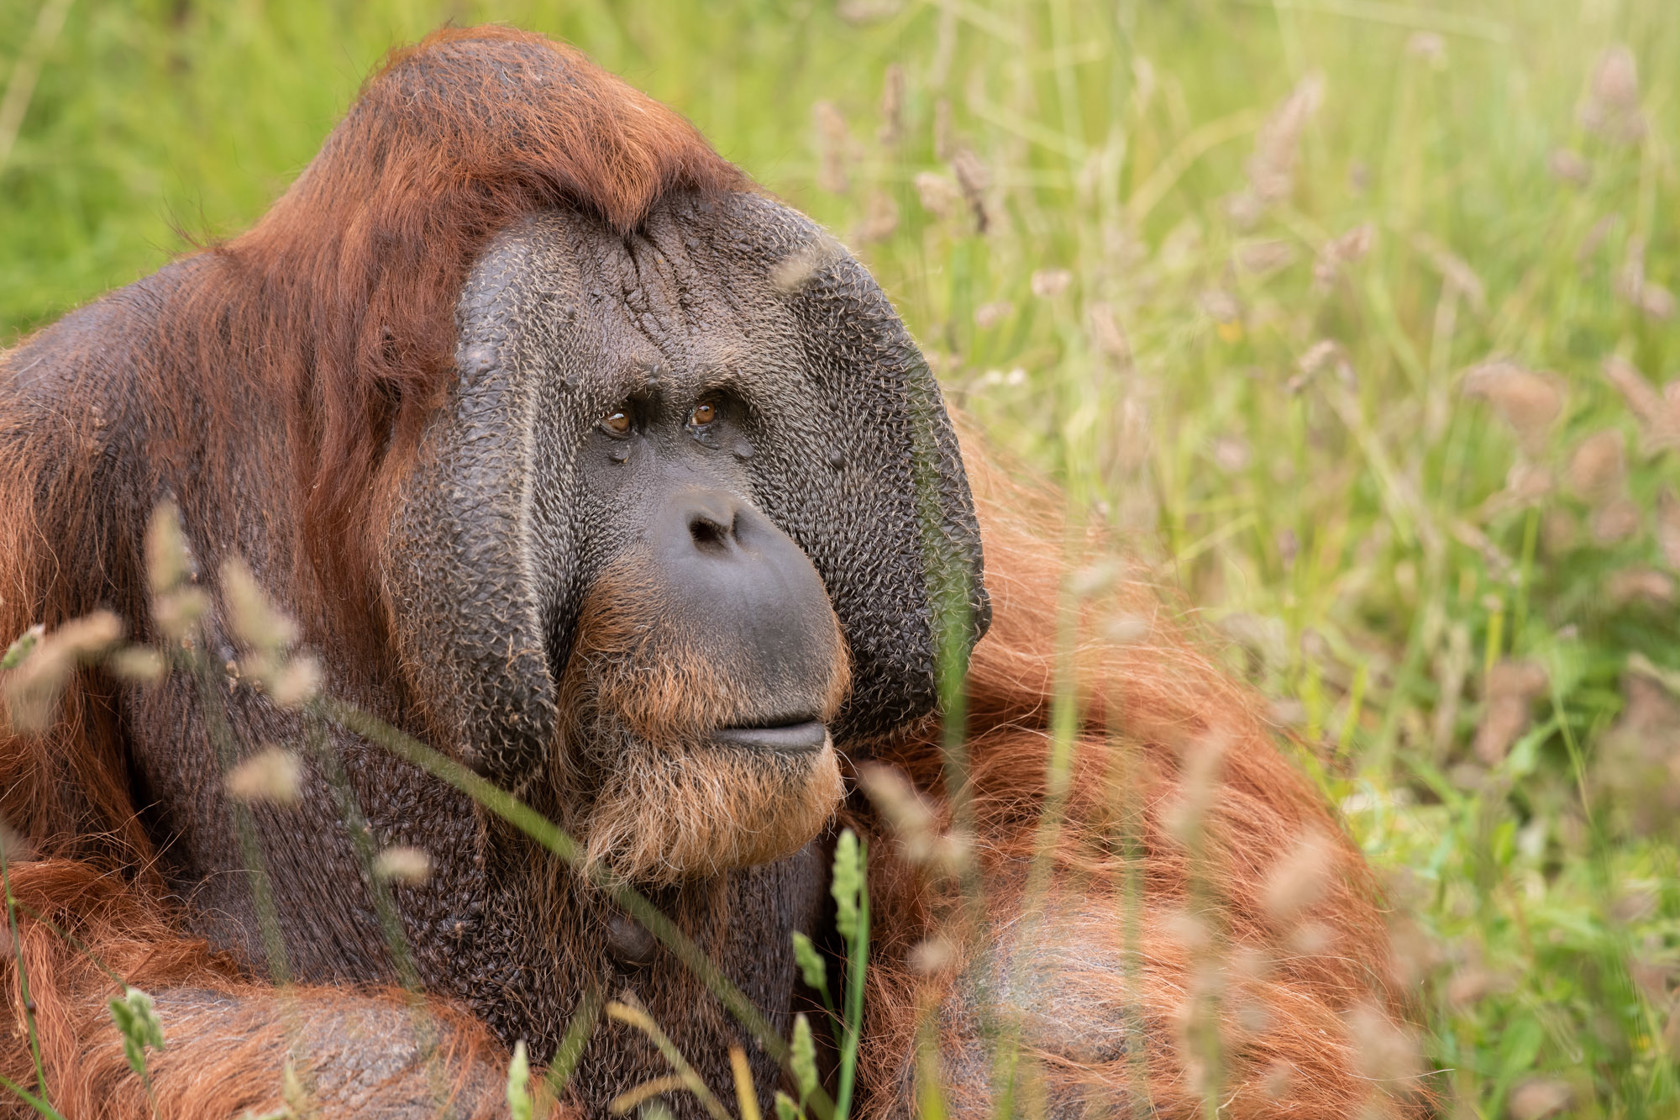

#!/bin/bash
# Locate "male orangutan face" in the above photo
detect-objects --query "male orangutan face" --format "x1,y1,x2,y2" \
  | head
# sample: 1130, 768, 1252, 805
383, 194, 989, 884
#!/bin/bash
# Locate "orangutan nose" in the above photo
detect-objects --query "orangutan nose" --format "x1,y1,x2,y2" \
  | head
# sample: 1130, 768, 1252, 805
649, 487, 841, 741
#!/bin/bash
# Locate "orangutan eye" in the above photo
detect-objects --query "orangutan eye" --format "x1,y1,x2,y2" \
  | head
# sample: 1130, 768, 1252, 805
601, 408, 632, 435
689, 401, 717, 427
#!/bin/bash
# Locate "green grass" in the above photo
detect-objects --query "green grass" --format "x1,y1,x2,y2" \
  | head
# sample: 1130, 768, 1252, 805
4, 0, 1680, 1115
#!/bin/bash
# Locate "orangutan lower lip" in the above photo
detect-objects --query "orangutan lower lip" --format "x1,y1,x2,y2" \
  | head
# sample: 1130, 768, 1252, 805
711, 720, 828, 752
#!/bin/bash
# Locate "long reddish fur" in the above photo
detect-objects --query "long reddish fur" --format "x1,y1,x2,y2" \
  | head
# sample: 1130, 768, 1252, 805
0, 26, 1418, 1119
853, 451, 1426, 1117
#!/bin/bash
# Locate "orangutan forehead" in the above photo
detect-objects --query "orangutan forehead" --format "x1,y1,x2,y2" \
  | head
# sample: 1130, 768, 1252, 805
456, 194, 823, 408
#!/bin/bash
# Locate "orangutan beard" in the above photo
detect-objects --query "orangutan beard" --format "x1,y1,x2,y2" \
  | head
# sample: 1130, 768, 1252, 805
544, 562, 850, 887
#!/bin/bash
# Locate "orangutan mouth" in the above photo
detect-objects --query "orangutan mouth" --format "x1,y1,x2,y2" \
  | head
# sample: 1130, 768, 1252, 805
710, 718, 828, 753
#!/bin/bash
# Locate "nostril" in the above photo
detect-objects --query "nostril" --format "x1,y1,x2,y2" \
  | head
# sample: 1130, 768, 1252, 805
688, 514, 731, 552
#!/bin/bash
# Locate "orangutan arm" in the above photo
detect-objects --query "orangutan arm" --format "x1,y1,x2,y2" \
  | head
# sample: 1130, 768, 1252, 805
0, 859, 569, 1120
63, 987, 516, 1120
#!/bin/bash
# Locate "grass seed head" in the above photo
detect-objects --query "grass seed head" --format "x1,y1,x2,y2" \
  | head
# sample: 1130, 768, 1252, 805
1655, 490, 1680, 568
4, 612, 123, 733
857, 762, 967, 876
1508, 1078, 1573, 1120
152, 587, 209, 643
0, 820, 35, 864
1582, 45, 1645, 141
1589, 497, 1642, 545
1164, 730, 1229, 843
221, 558, 299, 655
1565, 429, 1626, 499
1503, 462, 1553, 506
1475, 660, 1549, 764
1031, 268, 1072, 300
1603, 356, 1680, 451
1639, 283, 1677, 321
144, 501, 191, 596
1406, 31, 1446, 67
374, 845, 433, 885
225, 746, 303, 807
770, 235, 843, 294
1237, 239, 1297, 275
1085, 302, 1130, 362
908, 936, 954, 975
1606, 568, 1675, 606
264, 654, 322, 709
1260, 1061, 1294, 1100
854, 190, 898, 243
974, 300, 1013, 330
1445, 964, 1512, 1010
1344, 1000, 1422, 1086
1070, 560, 1119, 598
1262, 829, 1335, 926
108, 646, 168, 684
1463, 362, 1565, 454
913, 171, 961, 219
1104, 614, 1149, 645
1547, 148, 1590, 186
1313, 223, 1374, 287
1, 623, 44, 670
1248, 71, 1325, 205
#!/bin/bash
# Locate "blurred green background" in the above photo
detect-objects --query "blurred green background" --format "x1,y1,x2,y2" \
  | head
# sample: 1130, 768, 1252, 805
4, 0, 1679, 1115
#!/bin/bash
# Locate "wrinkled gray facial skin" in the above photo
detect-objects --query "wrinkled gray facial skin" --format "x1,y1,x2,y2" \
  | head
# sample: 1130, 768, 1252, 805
367, 191, 989, 1115
384, 191, 989, 788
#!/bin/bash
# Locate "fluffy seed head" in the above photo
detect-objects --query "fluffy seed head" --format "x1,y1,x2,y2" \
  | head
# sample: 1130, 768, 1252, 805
225, 747, 303, 807
221, 559, 299, 655
1463, 362, 1565, 453
1565, 429, 1626, 499
1262, 829, 1336, 926
374, 845, 433, 885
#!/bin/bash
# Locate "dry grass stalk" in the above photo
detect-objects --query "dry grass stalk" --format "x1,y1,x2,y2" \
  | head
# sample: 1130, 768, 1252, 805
814, 100, 851, 194
877, 63, 903, 146
949, 147, 991, 232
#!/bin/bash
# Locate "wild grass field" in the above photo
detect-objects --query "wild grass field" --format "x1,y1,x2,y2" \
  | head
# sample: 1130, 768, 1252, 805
2, 0, 1678, 1116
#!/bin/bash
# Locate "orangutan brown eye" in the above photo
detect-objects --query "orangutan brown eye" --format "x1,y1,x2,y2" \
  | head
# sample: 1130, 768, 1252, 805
689, 402, 717, 427
602, 409, 631, 435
